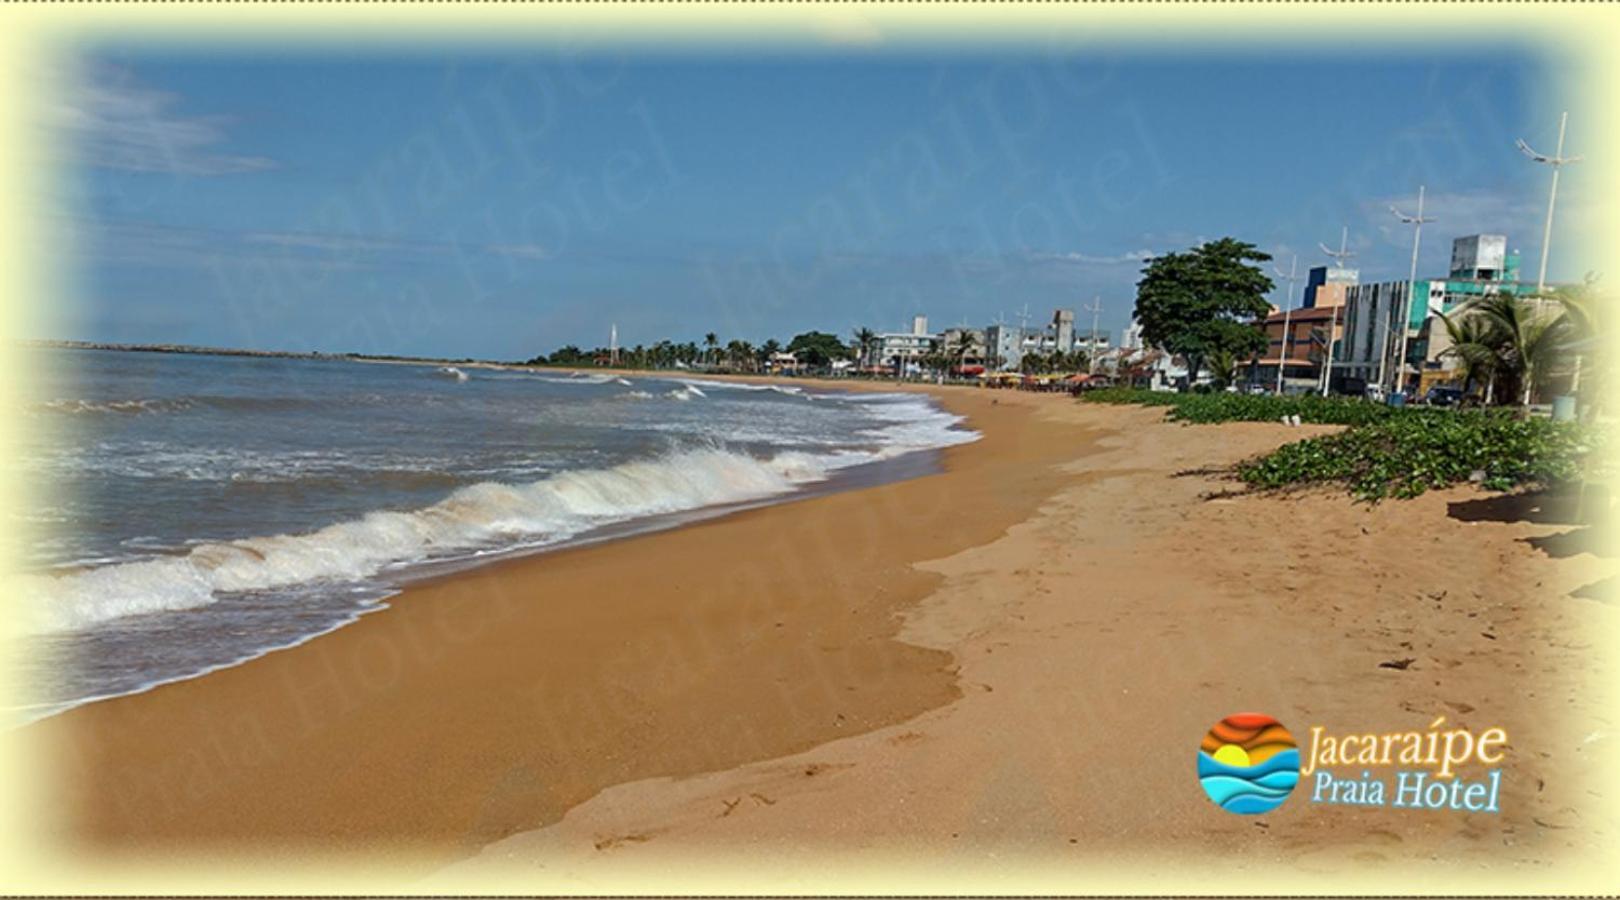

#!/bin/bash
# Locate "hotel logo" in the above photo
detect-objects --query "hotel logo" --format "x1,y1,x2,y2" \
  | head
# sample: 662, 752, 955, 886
1196, 712, 1302, 815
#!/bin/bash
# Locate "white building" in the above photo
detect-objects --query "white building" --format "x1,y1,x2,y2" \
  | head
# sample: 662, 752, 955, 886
984, 308, 1099, 370
1116, 316, 1190, 390
939, 326, 987, 367
874, 315, 941, 374
1339, 280, 1417, 391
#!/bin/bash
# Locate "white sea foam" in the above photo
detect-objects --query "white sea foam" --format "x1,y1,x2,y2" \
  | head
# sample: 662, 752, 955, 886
674, 378, 806, 398
19, 446, 859, 636
22, 388, 977, 644
31, 397, 198, 416
854, 394, 980, 454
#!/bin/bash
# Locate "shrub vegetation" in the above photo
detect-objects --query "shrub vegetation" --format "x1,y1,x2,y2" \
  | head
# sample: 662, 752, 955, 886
1236, 412, 1591, 500
1080, 387, 1395, 425
1080, 388, 1595, 501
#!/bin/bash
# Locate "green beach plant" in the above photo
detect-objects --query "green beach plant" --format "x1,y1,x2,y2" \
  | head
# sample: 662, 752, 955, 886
1237, 412, 1592, 501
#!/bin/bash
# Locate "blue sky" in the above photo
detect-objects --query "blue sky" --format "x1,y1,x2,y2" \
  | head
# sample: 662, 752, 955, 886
51, 48, 1592, 359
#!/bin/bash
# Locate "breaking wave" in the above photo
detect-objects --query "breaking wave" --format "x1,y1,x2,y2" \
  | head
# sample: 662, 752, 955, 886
28, 395, 317, 416
20, 446, 860, 635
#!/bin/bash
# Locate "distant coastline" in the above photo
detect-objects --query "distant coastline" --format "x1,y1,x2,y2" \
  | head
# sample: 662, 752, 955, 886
19, 338, 516, 368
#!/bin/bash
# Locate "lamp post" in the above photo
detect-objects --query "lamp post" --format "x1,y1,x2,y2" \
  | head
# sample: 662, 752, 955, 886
1315, 227, 1356, 396
1518, 112, 1581, 293
1272, 254, 1299, 394
1388, 186, 1435, 399
1084, 295, 1102, 375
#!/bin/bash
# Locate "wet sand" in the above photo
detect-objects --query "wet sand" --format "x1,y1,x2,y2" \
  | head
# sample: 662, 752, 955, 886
27, 384, 1618, 892
31, 383, 1096, 876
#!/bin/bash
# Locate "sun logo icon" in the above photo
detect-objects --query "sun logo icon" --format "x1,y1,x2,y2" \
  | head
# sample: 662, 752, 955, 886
1197, 713, 1301, 815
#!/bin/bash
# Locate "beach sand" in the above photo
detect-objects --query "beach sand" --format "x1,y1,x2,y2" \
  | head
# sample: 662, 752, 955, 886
27, 385, 1619, 892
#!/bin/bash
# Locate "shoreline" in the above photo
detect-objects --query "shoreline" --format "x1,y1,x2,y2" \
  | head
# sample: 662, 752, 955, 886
30, 383, 1089, 876
19, 425, 956, 725
18, 368, 965, 722
25, 385, 1618, 892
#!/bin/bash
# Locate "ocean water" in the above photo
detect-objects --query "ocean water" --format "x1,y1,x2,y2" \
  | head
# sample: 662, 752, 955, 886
14, 349, 977, 718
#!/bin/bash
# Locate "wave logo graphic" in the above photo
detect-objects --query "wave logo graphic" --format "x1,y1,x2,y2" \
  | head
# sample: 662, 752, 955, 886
1197, 712, 1301, 815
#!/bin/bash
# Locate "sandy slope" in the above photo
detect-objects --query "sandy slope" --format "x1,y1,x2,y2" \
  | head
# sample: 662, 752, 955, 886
430, 391, 1618, 894
27, 384, 1617, 893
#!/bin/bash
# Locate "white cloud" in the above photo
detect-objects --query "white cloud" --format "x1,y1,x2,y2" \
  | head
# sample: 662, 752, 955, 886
1027, 249, 1156, 266
49, 65, 275, 176
1362, 188, 1541, 249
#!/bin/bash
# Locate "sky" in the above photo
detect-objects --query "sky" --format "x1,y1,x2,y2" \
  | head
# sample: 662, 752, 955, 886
43, 47, 1596, 360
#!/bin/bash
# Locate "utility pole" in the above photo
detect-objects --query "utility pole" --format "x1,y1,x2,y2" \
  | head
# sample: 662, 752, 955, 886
1272, 255, 1299, 394
1083, 295, 1102, 374
1315, 228, 1355, 396
1518, 112, 1581, 293
1389, 186, 1436, 399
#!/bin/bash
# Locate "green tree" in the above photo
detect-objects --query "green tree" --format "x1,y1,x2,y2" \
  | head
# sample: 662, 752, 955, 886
951, 331, 977, 373
786, 331, 849, 367
1436, 309, 1501, 403
852, 327, 878, 369
1470, 292, 1566, 407
1207, 348, 1239, 390
544, 344, 589, 365
758, 338, 782, 368
1133, 238, 1273, 388
1018, 352, 1048, 375
1552, 279, 1604, 419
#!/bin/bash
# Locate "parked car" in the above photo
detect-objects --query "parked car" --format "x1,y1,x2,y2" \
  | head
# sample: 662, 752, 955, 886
1424, 386, 1464, 407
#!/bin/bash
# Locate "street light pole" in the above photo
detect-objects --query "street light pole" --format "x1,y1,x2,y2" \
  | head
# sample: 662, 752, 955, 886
1389, 186, 1436, 399
1084, 295, 1102, 374
1272, 254, 1299, 394
1315, 227, 1356, 397
1518, 112, 1581, 293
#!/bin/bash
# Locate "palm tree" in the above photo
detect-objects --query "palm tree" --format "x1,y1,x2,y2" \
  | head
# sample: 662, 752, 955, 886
1207, 348, 1239, 391
1436, 309, 1501, 403
1554, 280, 1603, 418
951, 331, 977, 375
852, 327, 877, 370
703, 332, 719, 367
1470, 293, 1566, 407
758, 339, 782, 371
